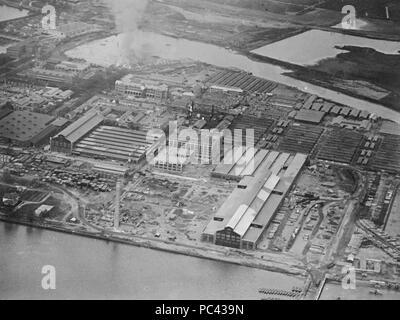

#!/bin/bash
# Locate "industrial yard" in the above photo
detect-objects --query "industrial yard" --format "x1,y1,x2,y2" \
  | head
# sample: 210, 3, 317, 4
0, 0, 400, 301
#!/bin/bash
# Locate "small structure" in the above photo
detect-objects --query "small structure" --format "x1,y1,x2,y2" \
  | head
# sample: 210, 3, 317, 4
34, 205, 54, 218
294, 109, 326, 124
2, 193, 20, 207
93, 164, 128, 179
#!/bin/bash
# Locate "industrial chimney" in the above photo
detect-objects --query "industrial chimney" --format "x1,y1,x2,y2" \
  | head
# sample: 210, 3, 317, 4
114, 180, 121, 230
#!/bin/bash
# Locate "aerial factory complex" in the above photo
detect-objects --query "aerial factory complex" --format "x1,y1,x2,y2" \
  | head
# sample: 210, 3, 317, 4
1, 0, 400, 300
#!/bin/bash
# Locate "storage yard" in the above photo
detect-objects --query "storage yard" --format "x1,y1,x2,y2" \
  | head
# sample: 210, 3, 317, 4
1, 0, 400, 300
316, 128, 364, 164
277, 124, 324, 155
84, 171, 235, 244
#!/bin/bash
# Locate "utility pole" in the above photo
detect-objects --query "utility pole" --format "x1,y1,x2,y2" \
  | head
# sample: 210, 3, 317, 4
385, 6, 390, 20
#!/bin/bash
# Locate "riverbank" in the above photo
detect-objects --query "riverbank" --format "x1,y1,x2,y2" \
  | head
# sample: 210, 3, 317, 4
0, 214, 307, 277
0, 2, 34, 26
287, 70, 400, 113
61, 28, 400, 122
245, 50, 400, 116
0, 0, 37, 12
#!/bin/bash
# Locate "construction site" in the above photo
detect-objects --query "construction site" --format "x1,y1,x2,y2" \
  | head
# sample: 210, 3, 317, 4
1, 0, 400, 300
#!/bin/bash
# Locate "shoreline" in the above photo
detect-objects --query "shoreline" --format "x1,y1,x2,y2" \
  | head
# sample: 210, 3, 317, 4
61, 26, 400, 118
0, 215, 307, 278
244, 51, 400, 115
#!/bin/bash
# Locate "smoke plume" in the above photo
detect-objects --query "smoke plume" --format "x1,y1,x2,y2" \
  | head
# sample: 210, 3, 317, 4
102, 0, 149, 63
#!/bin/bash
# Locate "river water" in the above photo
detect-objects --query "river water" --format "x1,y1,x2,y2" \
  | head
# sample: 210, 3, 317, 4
0, 5, 28, 22
66, 30, 400, 123
0, 222, 304, 299
0, 5, 29, 53
251, 29, 400, 66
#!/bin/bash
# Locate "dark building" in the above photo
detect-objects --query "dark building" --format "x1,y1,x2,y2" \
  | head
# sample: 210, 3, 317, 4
50, 110, 103, 153
0, 111, 55, 147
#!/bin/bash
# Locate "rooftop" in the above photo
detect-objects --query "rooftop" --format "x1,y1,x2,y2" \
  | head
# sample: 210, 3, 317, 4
54, 110, 103, 144
380, 121, 400, 136
205, 151, 308, 244
117, 75, 168, 91
0, 111, 54, 143
294, 109, 326, 124
74, 125, 159, 162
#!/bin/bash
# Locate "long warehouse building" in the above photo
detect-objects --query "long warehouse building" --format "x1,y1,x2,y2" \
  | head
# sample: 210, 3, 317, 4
203, 151, 308, 250
74, 125, 161, 163
50, 110, 104, 153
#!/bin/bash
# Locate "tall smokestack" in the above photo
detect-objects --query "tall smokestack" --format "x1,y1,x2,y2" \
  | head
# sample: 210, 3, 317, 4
386, 6, 390, 20
114, 179, 121, 230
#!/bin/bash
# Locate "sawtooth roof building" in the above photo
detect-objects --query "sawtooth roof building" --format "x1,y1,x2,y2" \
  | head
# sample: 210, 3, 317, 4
203, 150, 308, 250
50, 111, 162, 164
74, 125, 160, 164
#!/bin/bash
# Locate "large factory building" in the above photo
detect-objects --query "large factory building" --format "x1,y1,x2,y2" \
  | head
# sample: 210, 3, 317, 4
115, 75, 169, 101
202, 150, 308, 250
50, 110, 104, 154
74, 125, 160, 164
50, 110, 161, 164
0, 111, 66, 147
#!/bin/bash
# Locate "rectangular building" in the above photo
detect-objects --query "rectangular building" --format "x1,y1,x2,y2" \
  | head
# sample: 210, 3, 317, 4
50, 110, 103, 153
0, 111, 55, 146
203, 151, 308, 249
93, 163, 128, 179
294, 109, 326, 124
74, 125, 159, 163
115, 75, 168, 100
